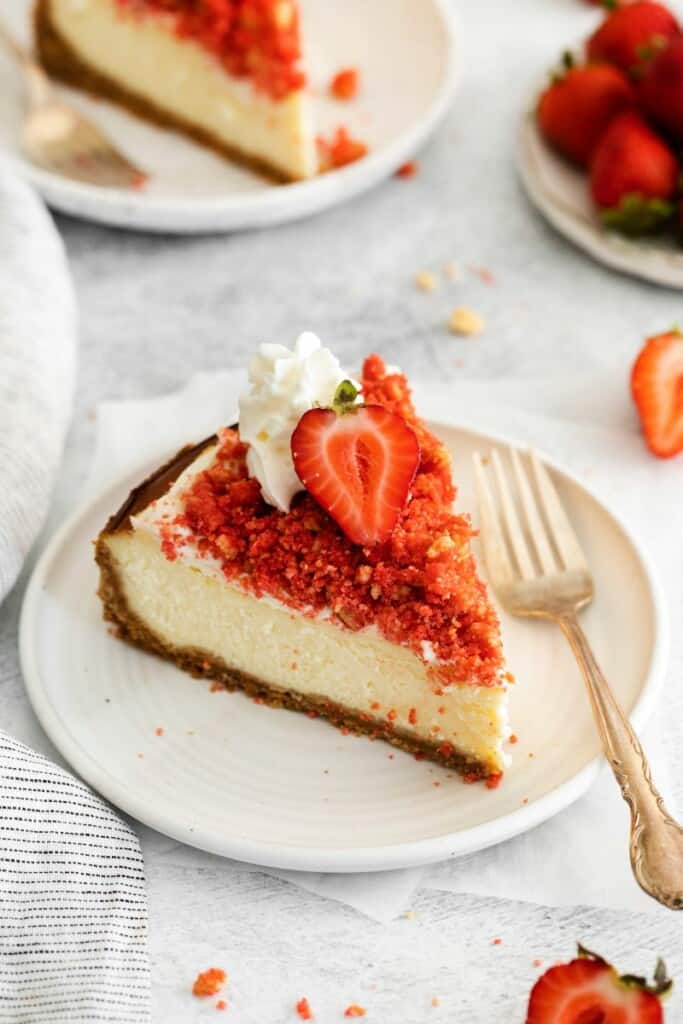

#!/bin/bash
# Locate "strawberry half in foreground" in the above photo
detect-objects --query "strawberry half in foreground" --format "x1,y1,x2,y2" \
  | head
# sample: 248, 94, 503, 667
631, 329, 683, 457
527, 945, 672, 1023
291, 380, 420, 546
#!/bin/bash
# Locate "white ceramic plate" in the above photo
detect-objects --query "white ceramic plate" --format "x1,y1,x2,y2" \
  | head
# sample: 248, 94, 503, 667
0, 0, 459, 233
517, 106, 683, 289
19, 421, 668, 872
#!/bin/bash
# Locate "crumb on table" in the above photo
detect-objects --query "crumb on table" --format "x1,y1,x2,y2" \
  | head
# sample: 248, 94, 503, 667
192, 968, 227, 998
448, 307, 484, 336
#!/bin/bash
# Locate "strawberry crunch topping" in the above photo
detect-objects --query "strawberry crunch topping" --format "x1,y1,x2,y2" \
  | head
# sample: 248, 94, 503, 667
115, 0, 305, 100
192, 968, 227, 997
175, 356, 503, 685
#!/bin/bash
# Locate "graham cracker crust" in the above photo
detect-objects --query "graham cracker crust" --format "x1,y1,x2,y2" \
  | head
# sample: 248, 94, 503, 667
94, 442, 495, 783
34, 0, 300, 184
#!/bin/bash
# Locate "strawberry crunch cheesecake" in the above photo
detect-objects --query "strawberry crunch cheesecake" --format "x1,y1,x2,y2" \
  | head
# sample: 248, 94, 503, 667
35, 0, 317, 181
95, 336, 510, 783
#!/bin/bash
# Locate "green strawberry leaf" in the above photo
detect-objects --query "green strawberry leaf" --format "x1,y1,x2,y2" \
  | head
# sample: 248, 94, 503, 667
333, 379, 360, 413
601, 194, 675, 236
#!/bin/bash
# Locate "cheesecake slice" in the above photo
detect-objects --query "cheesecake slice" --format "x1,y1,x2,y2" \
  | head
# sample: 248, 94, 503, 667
35, 0, 317, 181
95, 351, 510, 782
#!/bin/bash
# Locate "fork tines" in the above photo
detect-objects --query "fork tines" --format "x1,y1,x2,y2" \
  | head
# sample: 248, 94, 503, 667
473, 448, 588, 585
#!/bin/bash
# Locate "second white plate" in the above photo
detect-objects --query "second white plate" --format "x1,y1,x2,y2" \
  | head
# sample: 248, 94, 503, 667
19, 421, 668, 872
0, 0, 459, 233
517, 107, 683, 289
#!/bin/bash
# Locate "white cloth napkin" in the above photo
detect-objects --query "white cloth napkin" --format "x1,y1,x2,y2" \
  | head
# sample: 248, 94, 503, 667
0, 162, 76, 604
0, 167, 150, 1021
88, 370, 681, 924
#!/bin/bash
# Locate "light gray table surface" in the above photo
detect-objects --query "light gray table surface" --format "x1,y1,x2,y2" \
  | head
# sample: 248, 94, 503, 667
3, 0, 683, 1020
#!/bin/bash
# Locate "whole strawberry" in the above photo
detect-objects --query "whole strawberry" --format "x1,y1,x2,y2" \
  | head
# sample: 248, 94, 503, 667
527, 945, 672, 1023
639, 35, 683, 142
537, 57, 635, 166
632, 329, 683, 457
590, 110, 678, 232
587, 1, 679, 72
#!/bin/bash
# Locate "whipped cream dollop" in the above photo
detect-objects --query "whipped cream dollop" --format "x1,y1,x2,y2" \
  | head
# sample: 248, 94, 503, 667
238, 332, 356, 512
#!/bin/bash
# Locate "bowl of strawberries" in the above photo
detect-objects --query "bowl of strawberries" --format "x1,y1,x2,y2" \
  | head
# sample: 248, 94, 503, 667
517, 1, 683, 287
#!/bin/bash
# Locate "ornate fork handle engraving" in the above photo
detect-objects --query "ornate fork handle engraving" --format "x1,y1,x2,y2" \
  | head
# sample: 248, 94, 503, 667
559, 613, 683, 910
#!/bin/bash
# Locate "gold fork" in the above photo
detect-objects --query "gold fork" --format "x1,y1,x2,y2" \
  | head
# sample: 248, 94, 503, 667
0, 21, 147, 188
473, 447, 683, 910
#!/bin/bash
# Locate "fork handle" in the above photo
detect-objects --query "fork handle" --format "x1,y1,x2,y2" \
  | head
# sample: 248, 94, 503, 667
559, 613, 683, 910
0, 21, 51, 106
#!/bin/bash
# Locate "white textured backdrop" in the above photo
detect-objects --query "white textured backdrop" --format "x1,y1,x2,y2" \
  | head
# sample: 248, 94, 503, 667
2, 0, 683, 1020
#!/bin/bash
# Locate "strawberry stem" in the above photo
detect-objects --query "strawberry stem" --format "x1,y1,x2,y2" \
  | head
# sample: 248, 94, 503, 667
333, 379, 360, 413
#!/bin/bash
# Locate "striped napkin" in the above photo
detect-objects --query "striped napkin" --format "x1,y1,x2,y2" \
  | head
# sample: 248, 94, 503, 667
0, 733, 150, 1023
0, 163, 150, 1022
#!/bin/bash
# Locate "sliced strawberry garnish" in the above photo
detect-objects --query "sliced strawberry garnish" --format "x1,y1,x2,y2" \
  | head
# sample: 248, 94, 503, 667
631, 329, 683, 458
527, 946, 671, 1024
291, 382, 420, 546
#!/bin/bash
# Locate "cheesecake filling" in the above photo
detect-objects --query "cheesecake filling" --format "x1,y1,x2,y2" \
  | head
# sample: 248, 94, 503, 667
47, 0, 317, 179
127, 443, 509, 773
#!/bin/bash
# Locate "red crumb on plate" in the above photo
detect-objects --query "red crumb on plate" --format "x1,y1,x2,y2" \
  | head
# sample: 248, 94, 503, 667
431, 996, 441, 1007
216, 999, 228, 1011
155, 726, 164, 737
509, 733, 518, 744
296, 996, 314, 1020
330, 67, 360, 101
396, 160, 419, 178
533, 959, 543, 968
344, 1006, 367, 1018
317, 127, 368, 171
492, 937, 502, 946
192, 968, 227, 998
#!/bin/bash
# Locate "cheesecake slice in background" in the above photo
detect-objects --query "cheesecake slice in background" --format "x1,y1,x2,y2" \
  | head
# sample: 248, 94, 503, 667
35, 0, 317, 181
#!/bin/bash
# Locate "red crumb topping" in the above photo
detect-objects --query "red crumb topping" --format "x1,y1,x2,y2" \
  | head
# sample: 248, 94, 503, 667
396, 160, 419, 178
296, 997, 314, 1020
344, 1007, 366, 1018
192, 968, 227, 997
486, 773, 503, 790
330, 67, 360, 101
173, 356, 503, 686
317, 127, 369, 171
115, 0, 305, 100
408, 708, 417, 725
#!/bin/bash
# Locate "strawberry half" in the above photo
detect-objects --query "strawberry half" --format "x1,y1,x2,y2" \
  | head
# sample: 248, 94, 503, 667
290, 380, 420, 546
527, 945, 672, 1024
587, 1, 679, 73
631, 329, 683, 457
